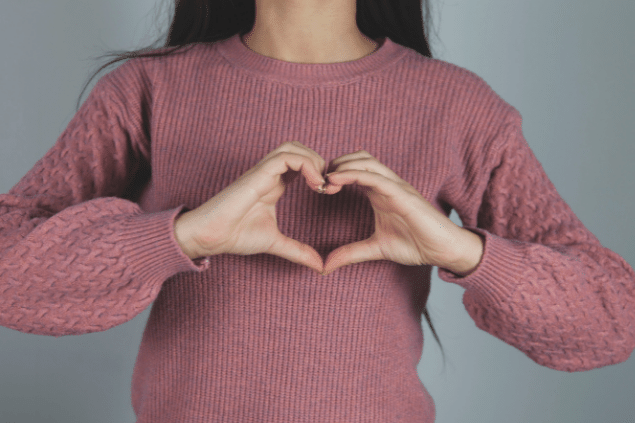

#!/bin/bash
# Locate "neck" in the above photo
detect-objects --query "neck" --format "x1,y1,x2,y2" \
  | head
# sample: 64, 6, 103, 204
241, 0, 380, 63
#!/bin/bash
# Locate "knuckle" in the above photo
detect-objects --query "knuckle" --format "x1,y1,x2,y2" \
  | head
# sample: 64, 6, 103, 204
277, 141, 293, 151
275, 150, 292, 160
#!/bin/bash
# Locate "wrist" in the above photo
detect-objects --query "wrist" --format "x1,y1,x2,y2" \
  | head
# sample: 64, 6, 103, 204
174, 212, 201, 260
446, 229, 484, 277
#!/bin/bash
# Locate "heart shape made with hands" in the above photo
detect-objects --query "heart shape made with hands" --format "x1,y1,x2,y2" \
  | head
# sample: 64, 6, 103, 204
281, 149, 470, 277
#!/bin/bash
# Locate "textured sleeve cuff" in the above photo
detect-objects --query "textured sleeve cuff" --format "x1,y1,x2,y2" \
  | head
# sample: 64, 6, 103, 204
437, 226, 526, 305
118, 205, 211, 284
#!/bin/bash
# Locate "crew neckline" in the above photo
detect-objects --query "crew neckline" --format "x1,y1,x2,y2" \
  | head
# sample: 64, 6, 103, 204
215, 33, 408, 86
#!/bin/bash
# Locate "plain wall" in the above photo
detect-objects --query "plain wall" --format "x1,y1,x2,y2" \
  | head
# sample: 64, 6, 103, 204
1, 1, 633, 422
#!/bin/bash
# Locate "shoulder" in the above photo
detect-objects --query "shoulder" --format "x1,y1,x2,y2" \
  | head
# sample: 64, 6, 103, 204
397, 49, 515, 119
100, 42, 219, 85
399, 49, 493, 90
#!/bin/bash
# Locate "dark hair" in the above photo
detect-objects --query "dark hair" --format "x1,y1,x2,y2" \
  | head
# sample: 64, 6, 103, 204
77, 0, 447, 370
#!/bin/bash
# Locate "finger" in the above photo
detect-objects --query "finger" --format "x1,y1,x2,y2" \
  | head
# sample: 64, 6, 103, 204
322, 238, 382, 275
329, 149, 372, 167
319, 182, 343, 195
329, 157, 402, 183
267, 152, 326, 191
267, 232, 325, 273
325, 169, 398, 198
288, 141, 327, 178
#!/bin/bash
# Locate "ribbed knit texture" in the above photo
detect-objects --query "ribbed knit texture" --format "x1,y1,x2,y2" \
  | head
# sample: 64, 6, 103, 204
1, 33, 634, 422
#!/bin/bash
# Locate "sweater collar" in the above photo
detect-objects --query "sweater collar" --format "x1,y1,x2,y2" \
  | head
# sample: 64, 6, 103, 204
215, 33, 407, 86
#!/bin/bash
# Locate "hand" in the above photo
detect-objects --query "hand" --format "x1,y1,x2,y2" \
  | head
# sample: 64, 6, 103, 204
180, 141, 327, 273
319, 150, 467, 275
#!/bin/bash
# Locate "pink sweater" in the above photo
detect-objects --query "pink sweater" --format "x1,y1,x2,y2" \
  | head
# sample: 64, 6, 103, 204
1, 33, 634, 422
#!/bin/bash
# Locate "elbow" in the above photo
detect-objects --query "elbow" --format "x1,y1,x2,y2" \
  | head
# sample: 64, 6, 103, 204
530, 346, 633, 373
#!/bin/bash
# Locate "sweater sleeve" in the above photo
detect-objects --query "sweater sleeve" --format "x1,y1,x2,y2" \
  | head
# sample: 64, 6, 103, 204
438, 104, 635, 372
0, 59, 210, 338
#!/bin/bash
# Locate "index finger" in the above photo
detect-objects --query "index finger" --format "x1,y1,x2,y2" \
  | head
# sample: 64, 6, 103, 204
289, 141, 327, 180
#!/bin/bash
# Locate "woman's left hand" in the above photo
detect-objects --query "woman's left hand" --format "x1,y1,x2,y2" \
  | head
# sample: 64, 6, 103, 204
319, 149, 468, 276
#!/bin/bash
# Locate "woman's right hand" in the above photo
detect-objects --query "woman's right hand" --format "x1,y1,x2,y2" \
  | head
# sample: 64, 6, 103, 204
175, 141, 328, 273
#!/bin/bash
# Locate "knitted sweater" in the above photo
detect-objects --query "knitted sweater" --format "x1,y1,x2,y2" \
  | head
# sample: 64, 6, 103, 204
1, 33, 634, 423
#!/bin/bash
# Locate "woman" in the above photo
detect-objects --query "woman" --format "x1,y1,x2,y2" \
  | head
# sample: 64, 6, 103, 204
1, 0, 634, 422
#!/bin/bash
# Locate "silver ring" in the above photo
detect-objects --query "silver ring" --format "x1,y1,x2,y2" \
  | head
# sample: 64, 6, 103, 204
317, 186, 326, 194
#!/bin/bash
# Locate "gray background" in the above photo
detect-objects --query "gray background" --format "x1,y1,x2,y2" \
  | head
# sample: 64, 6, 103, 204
1, 0, 634, 422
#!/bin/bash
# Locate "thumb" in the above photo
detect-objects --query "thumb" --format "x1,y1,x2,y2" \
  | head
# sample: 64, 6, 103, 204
267, 233, 324, 273
323, 239, 379, 275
